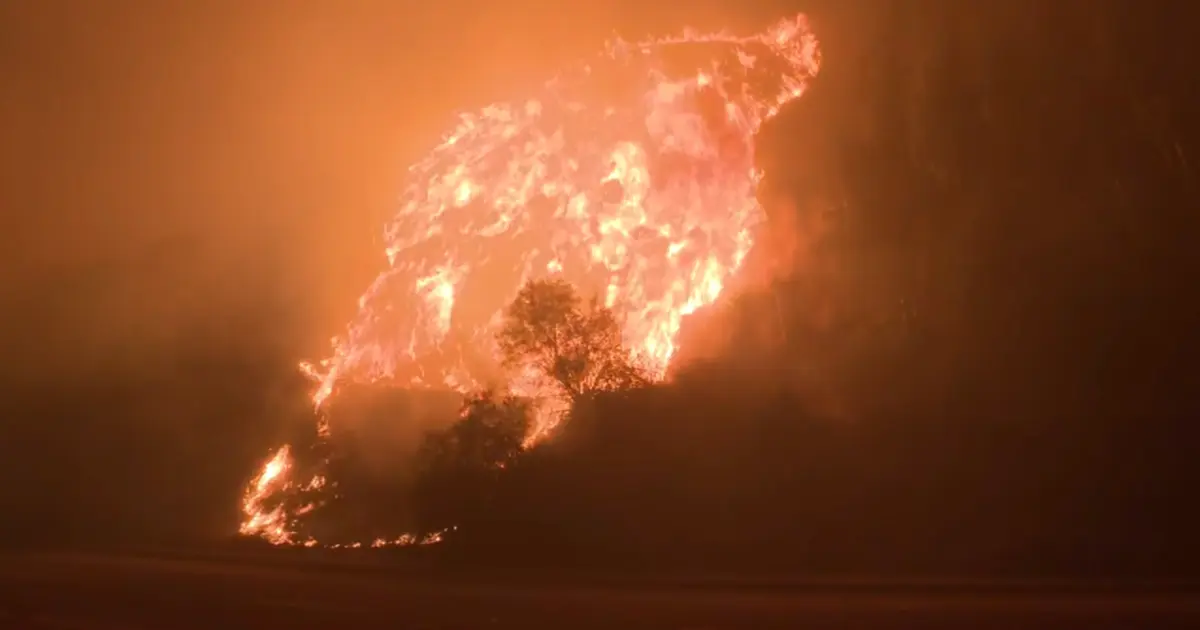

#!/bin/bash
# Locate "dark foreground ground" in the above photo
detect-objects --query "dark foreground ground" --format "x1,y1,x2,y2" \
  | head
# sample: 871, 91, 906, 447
2, 551, 1199, 629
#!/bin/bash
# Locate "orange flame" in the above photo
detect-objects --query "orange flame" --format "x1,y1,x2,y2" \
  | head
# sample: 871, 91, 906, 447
238, 445, 295, 544
240, 14, 820, 545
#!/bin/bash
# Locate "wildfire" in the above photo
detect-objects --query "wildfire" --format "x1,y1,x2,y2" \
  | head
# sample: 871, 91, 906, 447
241, 14, 821, 545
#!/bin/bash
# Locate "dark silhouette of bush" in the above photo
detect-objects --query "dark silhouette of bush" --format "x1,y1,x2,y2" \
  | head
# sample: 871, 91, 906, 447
411, 390, 530, 536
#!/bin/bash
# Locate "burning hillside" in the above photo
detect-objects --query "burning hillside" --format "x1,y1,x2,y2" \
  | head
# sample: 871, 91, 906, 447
241, 14, 821, 546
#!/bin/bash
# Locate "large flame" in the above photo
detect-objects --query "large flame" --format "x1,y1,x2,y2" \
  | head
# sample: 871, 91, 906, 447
241, 14, 820, 545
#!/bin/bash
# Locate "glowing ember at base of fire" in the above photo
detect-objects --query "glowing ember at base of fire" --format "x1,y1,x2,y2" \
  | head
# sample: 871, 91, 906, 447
240, 13, 820, 547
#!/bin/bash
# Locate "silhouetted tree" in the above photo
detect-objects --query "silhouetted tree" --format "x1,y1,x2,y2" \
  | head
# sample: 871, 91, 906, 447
497, 279, 650, 402
411, 390, 531, 535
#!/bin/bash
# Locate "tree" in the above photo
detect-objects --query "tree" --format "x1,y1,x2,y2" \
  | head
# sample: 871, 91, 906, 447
496, 279, 650, 402
411, 390, 531, 534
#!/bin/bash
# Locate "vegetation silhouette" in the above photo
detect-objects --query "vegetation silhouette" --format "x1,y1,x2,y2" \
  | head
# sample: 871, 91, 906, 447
390, 4, 1200, 574
411, 391, 530, 537
496, 278, 652, 402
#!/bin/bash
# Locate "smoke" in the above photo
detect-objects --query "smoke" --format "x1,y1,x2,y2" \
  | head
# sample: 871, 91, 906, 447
327, 388, 464, 474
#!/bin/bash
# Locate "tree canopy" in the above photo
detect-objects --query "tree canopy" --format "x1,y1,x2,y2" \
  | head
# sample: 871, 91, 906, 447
411, 390, 531, 534
496, 279, 650, 402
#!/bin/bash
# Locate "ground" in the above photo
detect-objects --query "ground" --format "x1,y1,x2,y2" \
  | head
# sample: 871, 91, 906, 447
1, 550, 1198, 629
